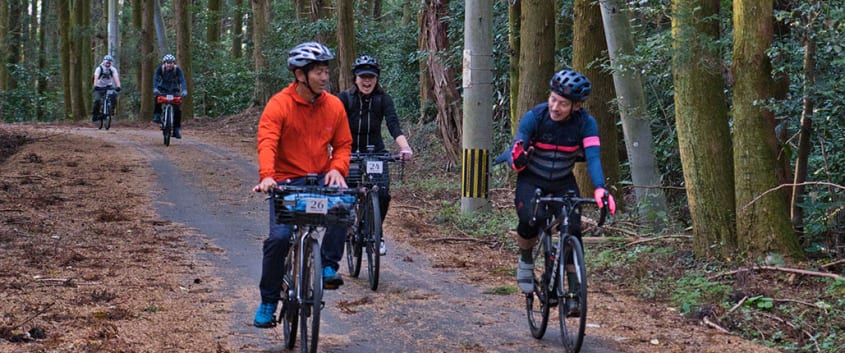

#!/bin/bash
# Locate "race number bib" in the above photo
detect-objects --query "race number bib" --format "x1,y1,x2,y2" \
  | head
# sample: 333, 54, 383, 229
366, 160, 384, 174
304, 197, 329, 214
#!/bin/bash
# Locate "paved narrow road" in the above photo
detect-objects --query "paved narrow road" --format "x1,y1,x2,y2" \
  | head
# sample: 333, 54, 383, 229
74, 126, 623, 353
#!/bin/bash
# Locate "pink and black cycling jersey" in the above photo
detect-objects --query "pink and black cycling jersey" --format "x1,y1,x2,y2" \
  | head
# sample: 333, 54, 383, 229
513, 102, 605, 189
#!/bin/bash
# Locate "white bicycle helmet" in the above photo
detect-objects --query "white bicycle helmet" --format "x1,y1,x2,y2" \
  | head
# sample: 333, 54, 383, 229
162, 54, 176, 63
287, 42, 334, 70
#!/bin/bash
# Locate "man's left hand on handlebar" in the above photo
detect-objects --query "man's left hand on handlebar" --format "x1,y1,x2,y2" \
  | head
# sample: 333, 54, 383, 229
399, 146, 413, 161
593, 188, 617, 215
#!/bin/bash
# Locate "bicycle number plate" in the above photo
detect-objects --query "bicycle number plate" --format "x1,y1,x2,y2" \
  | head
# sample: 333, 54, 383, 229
304, 197, 329, 214
166, 94, 174, 100
366, 160, 384, 174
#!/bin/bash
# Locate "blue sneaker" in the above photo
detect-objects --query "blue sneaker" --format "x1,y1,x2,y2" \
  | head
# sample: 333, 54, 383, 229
253, 301, 277, 328
323, 266, 344, 289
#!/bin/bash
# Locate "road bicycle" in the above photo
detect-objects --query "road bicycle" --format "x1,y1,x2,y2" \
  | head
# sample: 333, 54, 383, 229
98, 87, 118, 130
344, 147, 404, 291
270, 175, 360, 353
525, 189, 608, 353
156, 95, 181, 146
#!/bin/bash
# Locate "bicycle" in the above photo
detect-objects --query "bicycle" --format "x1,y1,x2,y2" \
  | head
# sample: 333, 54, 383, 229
525, 189, 608, 353
98, 87, 118, 130
344, 147, 404, 291
269, 175, 360, 353
156, 95, 181, 146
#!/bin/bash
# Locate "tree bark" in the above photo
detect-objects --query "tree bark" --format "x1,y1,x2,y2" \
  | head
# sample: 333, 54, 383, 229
732, 0, 803, 260
7, 0, 22, 90
672, 0, 736, 259
421, 0, 461, 163
599, 0, 668, 222
791, 1, 819, 236
140, 0, 155, 121
153, 0, 168, 56
0, 0, 7, 91
206, 0, 221, 45
57, 0, 71, 117
251, 0, 272, 105
572, 0, 622, 210
175, 0, 191, 119
516, 0, 554, 132
335, 0, 355, 90
231, 0, 243, 58
507, 0, 519, 136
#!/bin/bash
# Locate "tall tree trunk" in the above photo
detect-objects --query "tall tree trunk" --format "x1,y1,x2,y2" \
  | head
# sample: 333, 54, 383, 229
310, 0, 336, 92
231, 0, 243, 58
206, 0, 220, 45
417, 7, 432, 122
0, 0, 7, 91
131, 0, 142, 94
599, 0, 668, 222
153, 0, 167, 56
790, 1, 819, 238
507, 0, 519, 136
57, 0, 71, 117
516, 0, 554, 131
732, 0, 803, 260
294, 0, 308, 19
108, 0, 118, 62
175, 0, 191, 119
37, 0, 48, 119
421, 0, 461, 163
140, 0, 154, 121
572, 0, 622, 209
335, 0, 355, 90
672, 0, 736, 259
251, 0, 272, 105
7, 0, 22, 90
70, 0, 85, 120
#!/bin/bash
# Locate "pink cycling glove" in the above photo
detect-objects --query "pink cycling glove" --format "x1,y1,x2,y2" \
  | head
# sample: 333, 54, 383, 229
594, 188, 617, 215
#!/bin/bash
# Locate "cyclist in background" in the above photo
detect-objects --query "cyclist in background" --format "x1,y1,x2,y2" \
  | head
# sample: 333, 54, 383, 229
507, 68, 617, 315
91, 55, 122, 122
253, 41, 352, 328
152, 54, 188, 139
337, 55, 413, 256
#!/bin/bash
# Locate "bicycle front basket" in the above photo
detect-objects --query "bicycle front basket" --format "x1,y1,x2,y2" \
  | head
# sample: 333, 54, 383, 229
274, 192, 356, 226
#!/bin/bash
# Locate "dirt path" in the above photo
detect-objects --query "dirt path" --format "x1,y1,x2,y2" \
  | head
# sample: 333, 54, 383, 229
1, 123, 781, 353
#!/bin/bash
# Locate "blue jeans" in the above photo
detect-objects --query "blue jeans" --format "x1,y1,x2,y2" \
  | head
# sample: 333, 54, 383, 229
259, 176, 347, 303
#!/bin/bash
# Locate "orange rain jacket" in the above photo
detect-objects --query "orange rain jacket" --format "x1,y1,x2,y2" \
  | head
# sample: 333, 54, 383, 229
257, 83, 352, 182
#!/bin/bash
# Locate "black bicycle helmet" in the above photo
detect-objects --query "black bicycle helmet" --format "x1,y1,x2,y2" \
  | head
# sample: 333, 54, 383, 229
287, 42, 334, 71
550, 69, 592, 102
352, 55, 380, 77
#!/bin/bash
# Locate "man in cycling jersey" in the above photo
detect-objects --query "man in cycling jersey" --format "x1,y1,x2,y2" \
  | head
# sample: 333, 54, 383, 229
91, 55, 122, 122
337, 55, 413, 256
253, 41, 352, 328
508, 68, 617, 316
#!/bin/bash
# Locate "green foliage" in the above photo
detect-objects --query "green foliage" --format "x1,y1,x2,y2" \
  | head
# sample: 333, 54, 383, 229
671, 275, 730, 315
191, 43, 254, 117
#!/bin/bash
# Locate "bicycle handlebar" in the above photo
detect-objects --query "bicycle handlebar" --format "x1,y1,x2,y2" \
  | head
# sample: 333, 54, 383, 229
529, 188, 609, 228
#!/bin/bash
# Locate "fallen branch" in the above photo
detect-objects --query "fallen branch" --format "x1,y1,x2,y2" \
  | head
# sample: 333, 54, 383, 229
626, 234, 692, 247
9, 303, 54, 331
709, 265, 844, 281
723, 296, 748, 318
702, 316, 731, 334
774, 298, 827, 312
819, 259, 845, 270
424, 236, 497, 245
742, 181, 845, 211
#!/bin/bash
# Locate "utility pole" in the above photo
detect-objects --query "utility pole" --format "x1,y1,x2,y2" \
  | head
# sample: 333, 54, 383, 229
460, 0, 494, 213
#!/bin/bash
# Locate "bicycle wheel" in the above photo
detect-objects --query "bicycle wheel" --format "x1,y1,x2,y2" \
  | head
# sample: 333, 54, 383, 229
104, 100, 112, 130
300, 237, 323, 353
162, 106, 172, 146
559, 235, 587, 352
526, 231, 552, 339
98, 102, 105, 130
345, 201, 363, 277
281, 251, 298, 349
364, 193, 382, 291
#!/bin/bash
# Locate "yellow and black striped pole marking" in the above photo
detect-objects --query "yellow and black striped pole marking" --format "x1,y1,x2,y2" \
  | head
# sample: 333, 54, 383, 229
462, 148, 488, 199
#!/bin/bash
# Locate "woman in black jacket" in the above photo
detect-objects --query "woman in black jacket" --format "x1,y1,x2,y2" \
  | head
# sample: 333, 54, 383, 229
338, 55, 413, 256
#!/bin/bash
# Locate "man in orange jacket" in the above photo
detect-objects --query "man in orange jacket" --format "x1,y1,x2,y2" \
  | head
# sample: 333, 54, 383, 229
253, 42, 352, 328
